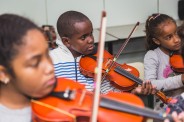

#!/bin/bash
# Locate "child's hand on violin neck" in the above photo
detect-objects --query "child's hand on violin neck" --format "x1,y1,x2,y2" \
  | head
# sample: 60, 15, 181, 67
131, 80, 157, 95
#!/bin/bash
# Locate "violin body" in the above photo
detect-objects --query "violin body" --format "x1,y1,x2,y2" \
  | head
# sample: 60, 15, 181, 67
170, 53, 184, 73
31, 77, 144, 122
79, 50, 139, 91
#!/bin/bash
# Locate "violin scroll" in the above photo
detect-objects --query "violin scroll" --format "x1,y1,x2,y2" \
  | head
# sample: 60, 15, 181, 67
156, 91, 173, 104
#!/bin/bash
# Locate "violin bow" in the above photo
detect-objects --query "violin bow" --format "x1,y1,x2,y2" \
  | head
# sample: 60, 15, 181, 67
90, 11, 107, 122
101, 22, 140, 81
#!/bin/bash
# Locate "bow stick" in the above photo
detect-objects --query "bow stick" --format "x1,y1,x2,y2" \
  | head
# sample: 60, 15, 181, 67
90, 10, 107, 122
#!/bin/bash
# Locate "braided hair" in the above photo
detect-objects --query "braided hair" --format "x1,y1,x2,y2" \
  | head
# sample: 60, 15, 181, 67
145, 13, 176, 50
0, 14, 41, 76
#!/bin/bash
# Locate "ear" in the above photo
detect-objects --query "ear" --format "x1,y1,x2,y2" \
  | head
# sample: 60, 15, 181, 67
0, 66, 10, 84
153, 38, 160, 45
61, 37, 71, 48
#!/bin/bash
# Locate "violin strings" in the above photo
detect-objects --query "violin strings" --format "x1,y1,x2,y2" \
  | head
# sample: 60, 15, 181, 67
101, 22, 139, 83
31, 99, 76, 121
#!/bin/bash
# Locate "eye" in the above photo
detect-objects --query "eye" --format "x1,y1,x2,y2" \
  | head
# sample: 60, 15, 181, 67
81, 36, 86, 40
27, 56, 41, 68
81, 35, 87, 40
29, 59, 40, 68
164, 35, 172, 41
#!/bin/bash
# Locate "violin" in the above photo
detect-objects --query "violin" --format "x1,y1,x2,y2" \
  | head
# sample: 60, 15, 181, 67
79, 50, 139, 91
170, 52, 184, 73
79, 22, 140, 92
31, 77, 173, 122
79, 49, 172, 104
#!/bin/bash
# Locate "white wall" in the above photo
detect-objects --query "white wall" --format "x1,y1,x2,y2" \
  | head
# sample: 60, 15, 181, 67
0, 0, 180, 29
46, 0, 103, 29
0, 0, 47, 26
105, 0, 157, 27
159, 0, 179, 19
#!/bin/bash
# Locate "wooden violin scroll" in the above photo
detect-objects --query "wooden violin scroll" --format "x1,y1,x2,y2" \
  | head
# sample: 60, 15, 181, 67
156, 91, 172, 104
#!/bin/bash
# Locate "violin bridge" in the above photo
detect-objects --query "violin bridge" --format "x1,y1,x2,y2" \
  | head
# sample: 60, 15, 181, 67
78, 90, 86, 106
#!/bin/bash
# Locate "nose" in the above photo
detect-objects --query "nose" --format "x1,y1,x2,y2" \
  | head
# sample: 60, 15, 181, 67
174, 34, 181, 43
45, 57, 55, 75
87, 35, 94, 44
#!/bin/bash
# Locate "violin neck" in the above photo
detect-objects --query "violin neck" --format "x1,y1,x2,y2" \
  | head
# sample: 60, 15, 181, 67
100, 97, 173, 121
114, 65, 171, 104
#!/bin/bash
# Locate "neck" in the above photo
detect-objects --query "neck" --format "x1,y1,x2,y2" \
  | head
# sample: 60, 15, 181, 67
69, 48, 82, 58
159, 46, 173, 55
0, 83, 30, 109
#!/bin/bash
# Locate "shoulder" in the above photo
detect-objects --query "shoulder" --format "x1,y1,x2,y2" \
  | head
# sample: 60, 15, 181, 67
144, 50, 158, 60
49, 47, 61, 57
144, 49, 160, 67
49, 47, 63, 63
49, 38, 65, 57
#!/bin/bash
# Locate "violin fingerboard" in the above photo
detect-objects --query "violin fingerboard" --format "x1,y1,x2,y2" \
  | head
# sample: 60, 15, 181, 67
114, 66, 143, 85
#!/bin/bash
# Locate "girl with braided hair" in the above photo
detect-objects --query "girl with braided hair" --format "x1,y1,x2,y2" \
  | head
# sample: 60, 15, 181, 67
144, 13, 184, 112
0, 14, 56, 122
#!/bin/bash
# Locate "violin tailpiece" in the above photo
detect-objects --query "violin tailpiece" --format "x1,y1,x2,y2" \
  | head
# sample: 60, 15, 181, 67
50, 90, 76, 100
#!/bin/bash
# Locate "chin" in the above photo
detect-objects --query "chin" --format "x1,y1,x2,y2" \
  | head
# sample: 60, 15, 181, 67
32, 92, 50, 99
174, 48, 181, 51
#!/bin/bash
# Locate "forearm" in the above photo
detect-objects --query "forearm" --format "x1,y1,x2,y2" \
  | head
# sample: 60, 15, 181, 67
150, 75, 183, 91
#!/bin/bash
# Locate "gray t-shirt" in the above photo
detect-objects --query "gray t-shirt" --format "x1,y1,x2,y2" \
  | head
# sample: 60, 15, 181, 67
0, 104, 31, 122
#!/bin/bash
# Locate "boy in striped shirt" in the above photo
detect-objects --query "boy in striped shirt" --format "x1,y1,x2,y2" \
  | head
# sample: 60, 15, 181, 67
50, 10, 156, 95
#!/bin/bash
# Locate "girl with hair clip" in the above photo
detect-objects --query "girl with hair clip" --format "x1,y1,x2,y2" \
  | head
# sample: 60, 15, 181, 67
144, 13, 184, 112
0, 14, 56, 122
